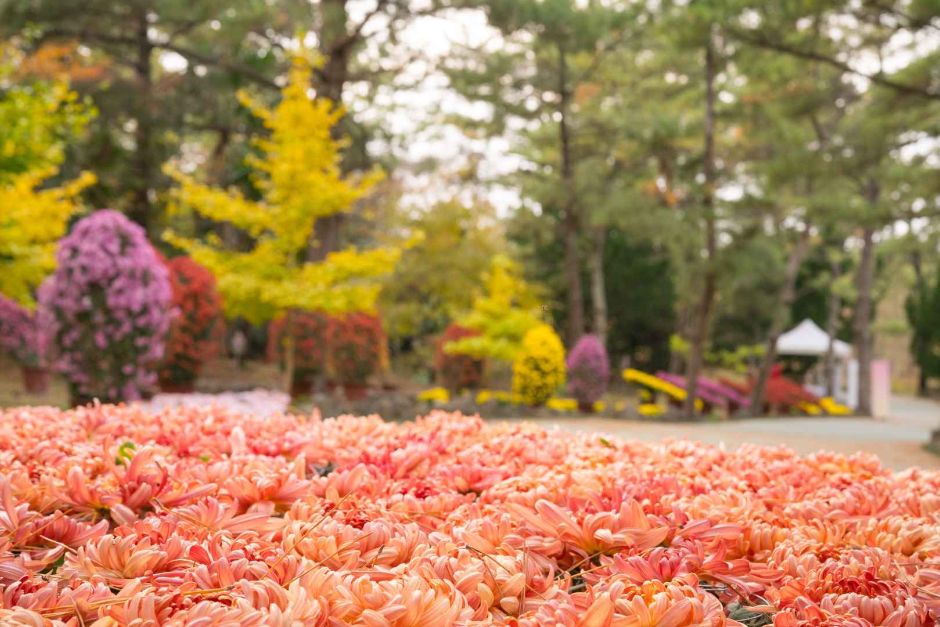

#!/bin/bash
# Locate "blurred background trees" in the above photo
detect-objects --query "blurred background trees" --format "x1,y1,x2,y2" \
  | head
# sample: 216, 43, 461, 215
0, 0, 938, 412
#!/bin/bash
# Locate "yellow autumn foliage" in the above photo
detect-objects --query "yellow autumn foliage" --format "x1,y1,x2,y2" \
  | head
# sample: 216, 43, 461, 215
0, 169, 95, 306
165, 53, 399, 324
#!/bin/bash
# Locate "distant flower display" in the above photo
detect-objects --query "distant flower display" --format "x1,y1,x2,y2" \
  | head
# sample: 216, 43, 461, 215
326, 312, 386, 385
1, 404, 939, 625
435, 323, 485, 392
159, 255, 223, 388
625, 368, 704, 411
566, 334, 610, 409
417, 386, 450, 404
38, 210, 171, 402
267, 310, 330, 378
0, 294, 43, 366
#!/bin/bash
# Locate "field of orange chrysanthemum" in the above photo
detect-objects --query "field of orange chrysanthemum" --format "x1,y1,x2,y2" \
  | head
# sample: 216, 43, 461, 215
1, 406, 939, 626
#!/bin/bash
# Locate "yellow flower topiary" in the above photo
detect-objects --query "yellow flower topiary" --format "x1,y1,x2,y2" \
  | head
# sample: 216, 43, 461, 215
512, 324, 566, 406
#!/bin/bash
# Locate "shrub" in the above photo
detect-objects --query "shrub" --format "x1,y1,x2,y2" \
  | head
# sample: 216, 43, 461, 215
39, 210, 171, 402
158, 256, 223, 388
566, 334, 610, 410
0, 294, 43, 367
267, 311, 330, 379
512, 323, 566, 406
435, 324, 485, 392
327, 313, 386, 385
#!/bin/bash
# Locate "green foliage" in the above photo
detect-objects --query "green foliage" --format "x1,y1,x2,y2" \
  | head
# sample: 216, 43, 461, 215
380, 200, 503, 341
906, 269, 940, 383
512, 323, 566, 406
705, 344, 765, 374
446, 255, 543, 363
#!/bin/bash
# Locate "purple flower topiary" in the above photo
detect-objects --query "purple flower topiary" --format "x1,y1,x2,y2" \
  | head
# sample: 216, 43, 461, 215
566, 334, 610, 410
39, 210, 172, 402
0, 295, 44, 367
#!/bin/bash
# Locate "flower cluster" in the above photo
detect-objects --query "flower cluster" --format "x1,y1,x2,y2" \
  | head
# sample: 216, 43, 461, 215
512, 323, 566, 406
159, 256, 223, 388
0, 294, 43, 367
436, 323, 485, 392
1, 405, 940, 625
38, 210, 172, 402
566, 335, 610, 410
267, 311, 330, 379
326, 312, 386, 385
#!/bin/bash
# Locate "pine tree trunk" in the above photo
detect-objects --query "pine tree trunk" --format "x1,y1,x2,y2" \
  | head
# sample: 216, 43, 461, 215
558, 44, 585, 346
309, 0, 353, 262
854, 224, 876, 416
588, 226, 608, 342
130, 9, 154, 231
683, 32, 718, 419
750, 230, 811, 415
910, 245, 929, 396
824, 256, 841, 397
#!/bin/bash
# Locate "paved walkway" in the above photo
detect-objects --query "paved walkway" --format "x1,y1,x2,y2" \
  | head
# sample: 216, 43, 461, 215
515, 396, 940, 471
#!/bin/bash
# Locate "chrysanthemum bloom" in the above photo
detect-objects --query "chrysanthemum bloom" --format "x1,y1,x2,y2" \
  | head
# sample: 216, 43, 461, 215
39, 210, 171, 402
1, 405, 940, 625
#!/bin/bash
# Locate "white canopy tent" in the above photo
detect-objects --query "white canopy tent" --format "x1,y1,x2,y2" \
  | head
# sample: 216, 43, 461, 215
776, 318, 856, 407
777, 319, 852, 359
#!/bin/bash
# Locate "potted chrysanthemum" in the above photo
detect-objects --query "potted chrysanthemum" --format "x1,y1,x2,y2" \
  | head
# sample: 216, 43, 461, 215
0, 295, 48, 393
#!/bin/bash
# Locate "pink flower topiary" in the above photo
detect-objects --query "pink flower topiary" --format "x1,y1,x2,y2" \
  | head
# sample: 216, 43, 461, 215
566, 334, 610, 410
39, 209, 171, 402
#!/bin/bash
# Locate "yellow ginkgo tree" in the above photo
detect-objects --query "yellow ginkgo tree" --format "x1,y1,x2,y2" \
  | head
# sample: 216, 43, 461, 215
0, 169, 95, 306
165, 54, 401, 388
0, 45, 96, 306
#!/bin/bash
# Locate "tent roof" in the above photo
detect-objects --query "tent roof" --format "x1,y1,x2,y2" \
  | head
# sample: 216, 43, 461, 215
776, 319, 852, 358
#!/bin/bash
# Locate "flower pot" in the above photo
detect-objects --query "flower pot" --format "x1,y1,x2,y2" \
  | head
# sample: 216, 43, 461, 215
343, 383, 369, 401
21, 367, 49, 394
290, 375, 314, 398
159, 379, 196, 394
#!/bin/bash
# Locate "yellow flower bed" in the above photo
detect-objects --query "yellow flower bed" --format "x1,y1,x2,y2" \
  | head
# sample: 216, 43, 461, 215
797, 401, 823, 416
638, 403, 665, 417
417, 387, 450, 403
476, 389, 518, 405
819, 397, 852, 416
546, 397, 578, 412
624, 369, 702, 411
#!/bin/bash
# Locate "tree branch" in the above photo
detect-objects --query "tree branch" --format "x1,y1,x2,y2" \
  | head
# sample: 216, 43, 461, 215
728, 28, 940, 101
40, 27, 280, 90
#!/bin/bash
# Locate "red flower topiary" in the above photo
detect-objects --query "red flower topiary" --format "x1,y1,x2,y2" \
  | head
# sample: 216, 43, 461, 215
267, 311, 330, 379
435, 324, 484, 392
159, 256, 223, 390
327, 313, 386, 385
